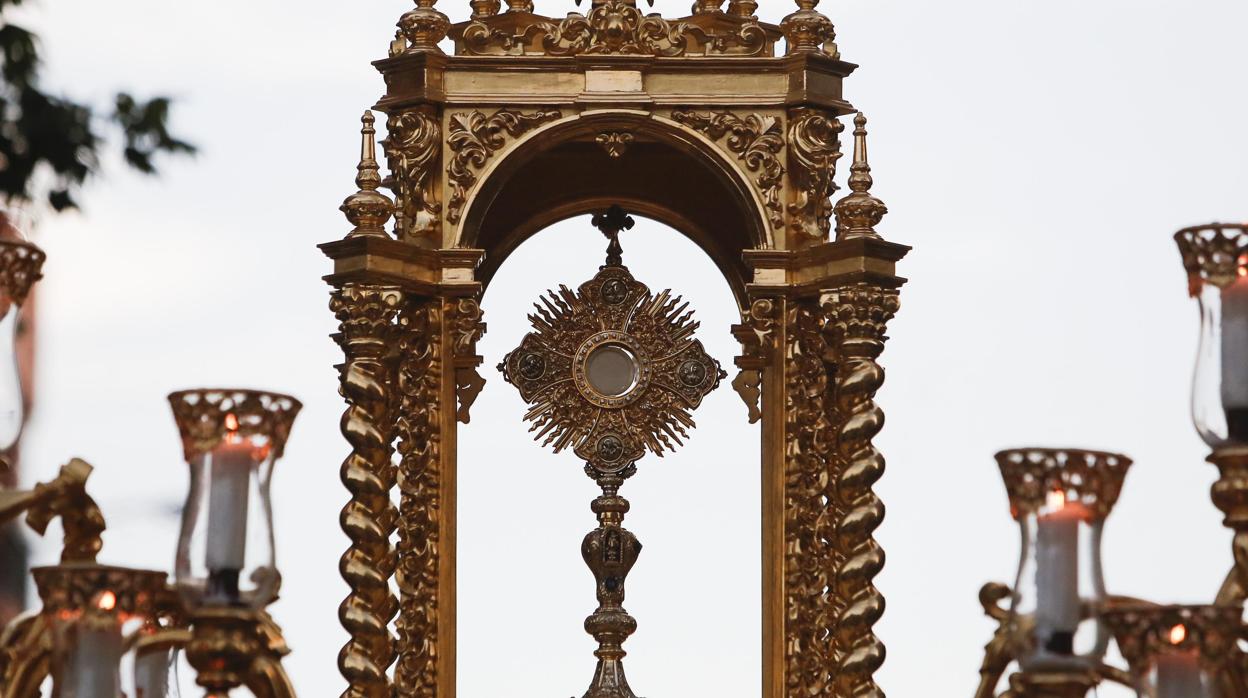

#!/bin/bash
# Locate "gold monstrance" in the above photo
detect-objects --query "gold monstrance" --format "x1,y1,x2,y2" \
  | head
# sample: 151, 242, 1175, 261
500, 206, 726, 698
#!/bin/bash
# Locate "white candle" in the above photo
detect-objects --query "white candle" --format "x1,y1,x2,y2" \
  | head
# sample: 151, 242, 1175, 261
1156, 651, 1206, 698
205, 438, 255, 573
1220, 274, 1248, 409
1034, 493, 1082, 646
134, 647, 172, 698
63, 622, 123, 698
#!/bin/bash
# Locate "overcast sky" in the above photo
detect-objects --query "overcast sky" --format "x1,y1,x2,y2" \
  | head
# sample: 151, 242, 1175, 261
11, 1, 1248, 696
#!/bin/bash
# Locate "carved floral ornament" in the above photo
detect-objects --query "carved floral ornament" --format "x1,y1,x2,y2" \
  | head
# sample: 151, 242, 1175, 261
384, 110, 442, 240
672, 109, 787, 231
455, 0, 771, 58
446, 108, 563, 224
499, 263, 725, 473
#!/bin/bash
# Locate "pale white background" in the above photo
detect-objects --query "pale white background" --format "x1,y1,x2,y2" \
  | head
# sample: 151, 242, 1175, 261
9, 0, 1248, 696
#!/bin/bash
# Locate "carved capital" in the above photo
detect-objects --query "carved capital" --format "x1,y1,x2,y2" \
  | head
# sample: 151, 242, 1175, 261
331, 285, 405, 357
820, 284, 900, 356
672, 110, 786, 231
446, 108, 563, 224
385, 110, 442, 241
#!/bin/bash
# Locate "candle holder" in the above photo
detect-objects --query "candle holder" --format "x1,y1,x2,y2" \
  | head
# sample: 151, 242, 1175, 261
168, 389, 301, 610
0, 238, 44, 457
1102, 604, 1247, 698
1174, 223, 1248, 448
31, 563, 167, 698
975, 448, 1132, 696
1174, 223, 1248, 606
184, 607, 295, 698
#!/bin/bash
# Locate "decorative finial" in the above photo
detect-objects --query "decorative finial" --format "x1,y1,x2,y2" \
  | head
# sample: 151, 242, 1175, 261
471, 0, 501, 18
780, 0, 835, 55
693, 0, 726, 14
340, 112, 395, 239
504, 0, 533, 12
592, 205, 635, 267
727, 0, 759, 18
397, 0, 450, 54
833, 113, 888, 240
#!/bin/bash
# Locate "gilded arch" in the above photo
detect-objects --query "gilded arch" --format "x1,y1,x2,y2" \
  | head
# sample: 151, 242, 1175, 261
321, 3, 909, 698
455, 109, 774, 304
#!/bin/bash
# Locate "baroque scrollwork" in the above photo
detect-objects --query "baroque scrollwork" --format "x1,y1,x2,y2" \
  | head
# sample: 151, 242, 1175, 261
456, 1, 769, 58
385, 110, 442, 240
446, 108, 563, 224
782, 296, 837, 697
330, 284, 404, 698
731, 297, 780, 423
671, 110, 786, 230
394, 297, 442, 698
449, 297, 487, 424
787, 109, 844, 244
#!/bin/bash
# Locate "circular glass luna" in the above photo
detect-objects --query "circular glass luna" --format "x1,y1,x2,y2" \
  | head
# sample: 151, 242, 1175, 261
584, 344, 640, 398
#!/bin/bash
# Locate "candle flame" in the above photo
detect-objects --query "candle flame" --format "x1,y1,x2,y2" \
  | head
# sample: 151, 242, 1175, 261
224, 412, 241, 444
1169, 623, 1187, 645
96, 591, 117, 611
1046, 490, 1067, 511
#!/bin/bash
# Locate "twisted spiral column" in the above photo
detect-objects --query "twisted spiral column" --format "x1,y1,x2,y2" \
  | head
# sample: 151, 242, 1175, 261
331, 284, 404, 698
824, 285, 899, 698
394, 297, 444, 697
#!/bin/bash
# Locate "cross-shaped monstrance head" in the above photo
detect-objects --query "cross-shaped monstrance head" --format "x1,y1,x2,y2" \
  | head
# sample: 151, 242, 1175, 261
500, 263, 725, 479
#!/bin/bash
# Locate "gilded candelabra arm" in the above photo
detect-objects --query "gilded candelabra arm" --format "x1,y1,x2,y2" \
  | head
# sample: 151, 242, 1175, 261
245, 612, 296, 698
186, 608, 296, 698
0, 612, 50, 698
975, 582, 1018, 698
1092, 663, 1134, 689
0, 458, 105, 562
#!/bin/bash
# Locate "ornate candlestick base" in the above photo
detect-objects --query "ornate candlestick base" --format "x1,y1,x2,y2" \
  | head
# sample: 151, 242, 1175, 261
580, 465, 641, 698
186, 607, 295, 698
1005, 670, 1098, 698
1208, 447, 1248, 605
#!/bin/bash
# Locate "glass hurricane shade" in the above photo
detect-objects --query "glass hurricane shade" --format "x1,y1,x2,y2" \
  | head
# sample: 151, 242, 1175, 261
995, 448, 1132, 671
169, 389, 301, 609
0, 238, 44, 454
1176, 223, 1248, 447
32, 564, 166, 698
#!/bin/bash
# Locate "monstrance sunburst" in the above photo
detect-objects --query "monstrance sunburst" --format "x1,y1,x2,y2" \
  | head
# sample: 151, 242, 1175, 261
500, 206, 725, 698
